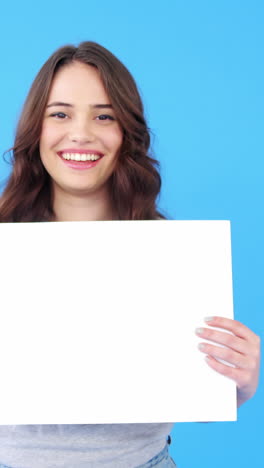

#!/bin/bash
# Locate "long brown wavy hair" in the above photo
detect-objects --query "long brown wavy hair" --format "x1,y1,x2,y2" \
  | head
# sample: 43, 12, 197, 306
0, 41, 164, 222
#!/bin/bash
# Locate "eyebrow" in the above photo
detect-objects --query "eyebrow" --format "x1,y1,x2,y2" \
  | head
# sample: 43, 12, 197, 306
46, 101, 113, 109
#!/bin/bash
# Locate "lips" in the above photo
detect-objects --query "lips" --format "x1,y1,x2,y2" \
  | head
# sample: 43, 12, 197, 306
57, 150, 104, 171
57, 149, 104, 156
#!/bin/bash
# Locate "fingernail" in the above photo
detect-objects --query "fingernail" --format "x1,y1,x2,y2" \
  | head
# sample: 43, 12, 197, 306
204, 316, 214, 322
195, 327, 204, 335
198, 343, 205, 351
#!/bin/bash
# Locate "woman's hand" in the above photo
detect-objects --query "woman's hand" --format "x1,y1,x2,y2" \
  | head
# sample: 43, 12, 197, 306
195, 316, 260, 407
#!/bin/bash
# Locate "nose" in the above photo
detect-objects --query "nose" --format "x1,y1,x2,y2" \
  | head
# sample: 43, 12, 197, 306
69, 118, 96, 144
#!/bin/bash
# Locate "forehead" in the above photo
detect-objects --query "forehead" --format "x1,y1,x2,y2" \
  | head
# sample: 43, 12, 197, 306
48, 61, 110, 102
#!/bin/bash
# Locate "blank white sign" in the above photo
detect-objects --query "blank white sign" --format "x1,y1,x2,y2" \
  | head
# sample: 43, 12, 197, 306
0, 220, 237, 424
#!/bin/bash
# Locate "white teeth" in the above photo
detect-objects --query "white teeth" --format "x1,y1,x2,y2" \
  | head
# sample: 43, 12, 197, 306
61, 153, 101, 161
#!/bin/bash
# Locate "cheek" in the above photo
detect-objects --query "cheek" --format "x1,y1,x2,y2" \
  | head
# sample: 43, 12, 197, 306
39, 124, 63, 154
108, 127, 123, 154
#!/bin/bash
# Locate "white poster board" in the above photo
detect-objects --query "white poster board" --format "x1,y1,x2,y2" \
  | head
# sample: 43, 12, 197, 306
0, 220, 237, 424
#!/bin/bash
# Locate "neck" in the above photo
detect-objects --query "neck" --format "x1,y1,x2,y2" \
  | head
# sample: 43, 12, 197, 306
52, 185, 117, 222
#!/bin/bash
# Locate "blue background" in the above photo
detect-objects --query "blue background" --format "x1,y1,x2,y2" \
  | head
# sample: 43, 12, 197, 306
0, 1, 263, 467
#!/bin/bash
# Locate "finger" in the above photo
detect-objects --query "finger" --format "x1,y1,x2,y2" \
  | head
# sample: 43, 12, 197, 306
203, 316, 259, 344
195, 327, 253, 355
205, 355, 254, 389
204, 354, 242, 381
198, 342, 254, 369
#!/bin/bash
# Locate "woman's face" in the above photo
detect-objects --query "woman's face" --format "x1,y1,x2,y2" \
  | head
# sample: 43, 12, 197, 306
39, 61, 123, 197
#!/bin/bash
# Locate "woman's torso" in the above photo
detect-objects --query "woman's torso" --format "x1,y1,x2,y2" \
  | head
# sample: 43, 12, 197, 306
0, 423, 174, 468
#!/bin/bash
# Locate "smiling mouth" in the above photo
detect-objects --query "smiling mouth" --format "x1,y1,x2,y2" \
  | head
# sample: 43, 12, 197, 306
57, 152, 104, 170
60, 153, 102, 162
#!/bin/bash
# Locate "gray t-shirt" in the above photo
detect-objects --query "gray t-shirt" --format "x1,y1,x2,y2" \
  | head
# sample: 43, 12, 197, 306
0, 423, 174, 467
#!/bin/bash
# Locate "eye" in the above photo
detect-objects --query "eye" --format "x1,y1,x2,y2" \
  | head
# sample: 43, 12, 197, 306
49, 112, 115, 121
96, 114, 115, 121
50, 112, 67, 119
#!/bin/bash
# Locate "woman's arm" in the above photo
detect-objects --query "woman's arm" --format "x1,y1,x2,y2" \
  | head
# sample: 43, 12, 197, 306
195, 316, 260, 407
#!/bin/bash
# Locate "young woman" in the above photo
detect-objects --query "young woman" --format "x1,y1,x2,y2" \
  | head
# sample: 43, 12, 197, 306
0, 41, 260, 468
